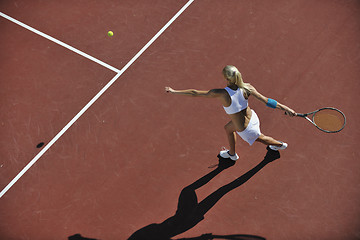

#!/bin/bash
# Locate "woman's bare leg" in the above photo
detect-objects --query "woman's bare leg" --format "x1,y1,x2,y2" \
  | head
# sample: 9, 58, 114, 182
255, 134, 283, 146
224, 121, 237, 155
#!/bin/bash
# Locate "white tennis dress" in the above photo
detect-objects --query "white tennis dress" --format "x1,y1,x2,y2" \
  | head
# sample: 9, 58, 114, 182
223, 87, 261, 145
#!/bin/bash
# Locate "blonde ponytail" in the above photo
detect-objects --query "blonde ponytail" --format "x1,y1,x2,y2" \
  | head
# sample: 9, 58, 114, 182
222, 65, 250, 92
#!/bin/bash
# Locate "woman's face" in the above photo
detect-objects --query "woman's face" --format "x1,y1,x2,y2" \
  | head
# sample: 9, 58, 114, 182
227, 79, 235, 87
223, 73, 233, 86
223, 72, 229, 81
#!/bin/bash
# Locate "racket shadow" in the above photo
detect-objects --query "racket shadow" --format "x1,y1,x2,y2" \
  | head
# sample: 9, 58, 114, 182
68, 234, 98, 240
127, 147, 280, 240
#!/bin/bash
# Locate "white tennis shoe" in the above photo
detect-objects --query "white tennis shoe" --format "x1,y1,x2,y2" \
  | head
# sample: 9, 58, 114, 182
219, 148, 239, 161
269, 142, 288, 151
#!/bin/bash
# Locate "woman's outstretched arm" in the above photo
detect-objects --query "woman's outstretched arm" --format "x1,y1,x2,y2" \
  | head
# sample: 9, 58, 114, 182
248, 84, 297, 116
165, 86, 225, 98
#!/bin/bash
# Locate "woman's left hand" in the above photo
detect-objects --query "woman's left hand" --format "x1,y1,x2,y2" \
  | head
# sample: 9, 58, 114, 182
165, 87, 175, 93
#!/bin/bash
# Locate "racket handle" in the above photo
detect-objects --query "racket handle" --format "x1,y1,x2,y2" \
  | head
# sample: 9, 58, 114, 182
285, 112, 301, 117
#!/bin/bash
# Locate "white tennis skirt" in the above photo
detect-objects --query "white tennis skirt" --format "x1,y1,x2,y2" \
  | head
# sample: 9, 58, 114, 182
236, 110, 261, 145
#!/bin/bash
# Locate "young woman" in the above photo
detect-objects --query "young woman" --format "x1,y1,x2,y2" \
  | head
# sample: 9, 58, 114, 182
165, 65, 296, 161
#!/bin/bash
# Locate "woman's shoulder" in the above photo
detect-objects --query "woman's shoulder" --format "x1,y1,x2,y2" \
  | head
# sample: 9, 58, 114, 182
211, 88, 228, 94
241, 83, 252, 96
208, 88, 229, 98
244, 82, 254, 89
244, 83, 257, 93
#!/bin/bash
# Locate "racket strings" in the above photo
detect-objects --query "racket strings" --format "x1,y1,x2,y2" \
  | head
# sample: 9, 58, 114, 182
313, 109, 345, 132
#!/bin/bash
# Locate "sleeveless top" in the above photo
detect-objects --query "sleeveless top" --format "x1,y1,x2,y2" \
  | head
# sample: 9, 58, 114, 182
223, 87, 248, 114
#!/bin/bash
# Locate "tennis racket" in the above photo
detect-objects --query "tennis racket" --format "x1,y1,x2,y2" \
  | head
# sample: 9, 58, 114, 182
288, 107, 346, 133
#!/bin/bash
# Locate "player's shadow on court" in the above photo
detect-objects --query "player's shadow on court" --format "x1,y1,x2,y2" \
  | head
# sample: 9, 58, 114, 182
128, 147, 280, 240
175, 233, 265, 240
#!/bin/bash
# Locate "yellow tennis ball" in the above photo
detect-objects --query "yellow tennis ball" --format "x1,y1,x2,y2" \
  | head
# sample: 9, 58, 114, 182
108, 31, 113, 37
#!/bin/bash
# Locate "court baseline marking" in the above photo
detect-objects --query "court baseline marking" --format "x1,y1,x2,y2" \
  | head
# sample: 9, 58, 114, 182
0, 0, 195, 198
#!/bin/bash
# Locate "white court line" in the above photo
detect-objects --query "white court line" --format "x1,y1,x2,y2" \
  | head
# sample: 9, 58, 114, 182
0, 12, 120, 73
0, 0, 195, 198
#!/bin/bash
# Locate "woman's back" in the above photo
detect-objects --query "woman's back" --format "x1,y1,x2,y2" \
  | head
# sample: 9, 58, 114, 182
222, 85, 252, 132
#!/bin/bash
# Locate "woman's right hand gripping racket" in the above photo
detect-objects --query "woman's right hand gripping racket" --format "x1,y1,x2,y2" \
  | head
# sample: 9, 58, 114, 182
288, 107, 346, 133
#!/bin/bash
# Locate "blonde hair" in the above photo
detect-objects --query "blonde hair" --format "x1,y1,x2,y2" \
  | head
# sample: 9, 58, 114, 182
222, 65, 250, 92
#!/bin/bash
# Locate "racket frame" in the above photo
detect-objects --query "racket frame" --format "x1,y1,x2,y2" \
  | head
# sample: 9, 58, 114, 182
296, 107, 346, 133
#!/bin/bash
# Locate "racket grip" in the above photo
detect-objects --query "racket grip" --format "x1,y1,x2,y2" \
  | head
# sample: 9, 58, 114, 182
285, 112, 300, 116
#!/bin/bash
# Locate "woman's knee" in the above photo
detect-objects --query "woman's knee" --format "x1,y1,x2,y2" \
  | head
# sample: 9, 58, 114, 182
255, 134, 266, 142
224, 121, 235, 133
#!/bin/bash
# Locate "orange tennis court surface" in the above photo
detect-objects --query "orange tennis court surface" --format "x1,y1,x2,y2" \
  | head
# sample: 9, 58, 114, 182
0, 1, 359, 239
